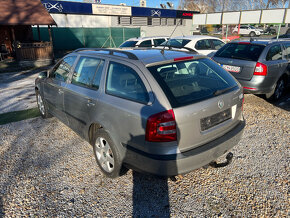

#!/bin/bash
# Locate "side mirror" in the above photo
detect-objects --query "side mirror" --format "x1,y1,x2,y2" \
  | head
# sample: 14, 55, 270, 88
38, 71, 48, 79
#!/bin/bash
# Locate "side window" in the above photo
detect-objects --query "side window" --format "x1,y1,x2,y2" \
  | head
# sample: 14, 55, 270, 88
51, 56, 76, 82
138, 40, 152, 47
195, 39, 212, 50
153, 38, 166, 46
283, 43, 290, 59
72, 57, 103, 88
106, 62, 149, 104
266, 45, 282, 61
211, 39, 225, 50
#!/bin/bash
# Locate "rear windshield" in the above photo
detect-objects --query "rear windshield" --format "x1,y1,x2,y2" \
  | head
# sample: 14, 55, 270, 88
119, 41, 138, 48
161, 39, 191, 48
147, 58, 238, 107
214, 43, 265, 61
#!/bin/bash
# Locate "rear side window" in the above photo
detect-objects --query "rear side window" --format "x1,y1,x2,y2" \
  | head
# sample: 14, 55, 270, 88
283, 43, 290, 59
154, 38, 166, 46
106, 62, 149, 104
51, 56, 76, 82
215, 43, 265, 61
72, 57, 104, 88
210, 39, 225, 50
266, 45, 282, 61
139, 40, 152, 47
147, 58, 237, 107
195, 39, 212, 50
119, 41, 138, 48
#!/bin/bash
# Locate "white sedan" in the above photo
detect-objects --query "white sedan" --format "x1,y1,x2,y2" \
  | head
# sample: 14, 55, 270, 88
160, 35, 225, 56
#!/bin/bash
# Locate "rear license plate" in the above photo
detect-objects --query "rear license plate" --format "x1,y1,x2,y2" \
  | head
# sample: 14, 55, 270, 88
200, 108, 232, 131
222, 65, 241, 73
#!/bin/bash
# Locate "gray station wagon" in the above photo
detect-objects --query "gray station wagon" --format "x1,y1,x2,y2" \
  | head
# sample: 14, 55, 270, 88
213, 40, 290, 100
35, 48, 245, 178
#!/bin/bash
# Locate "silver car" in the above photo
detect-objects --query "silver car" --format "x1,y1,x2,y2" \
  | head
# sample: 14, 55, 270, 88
35, 48, 245, 178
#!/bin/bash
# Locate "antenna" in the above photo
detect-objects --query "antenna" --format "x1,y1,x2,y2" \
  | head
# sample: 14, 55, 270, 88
161, 19, 182, 54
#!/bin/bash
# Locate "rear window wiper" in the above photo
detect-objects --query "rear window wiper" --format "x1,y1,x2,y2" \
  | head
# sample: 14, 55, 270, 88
213, 86, 237, 96
230, 55, 253, 61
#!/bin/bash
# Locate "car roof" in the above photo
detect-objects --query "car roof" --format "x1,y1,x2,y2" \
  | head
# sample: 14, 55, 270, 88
171, 35, 222, 40
230, 39, 286, 46
73, 48, 205, 66
126, 36, 168, 41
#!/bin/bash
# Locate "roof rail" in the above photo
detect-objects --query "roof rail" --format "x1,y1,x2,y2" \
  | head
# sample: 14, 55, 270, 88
73, 48, 139, 60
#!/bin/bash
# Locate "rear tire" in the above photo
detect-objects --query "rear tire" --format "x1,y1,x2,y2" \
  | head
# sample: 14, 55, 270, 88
36, 90, 51, 119
92, 129, 124, 178
265, 78, 286, 101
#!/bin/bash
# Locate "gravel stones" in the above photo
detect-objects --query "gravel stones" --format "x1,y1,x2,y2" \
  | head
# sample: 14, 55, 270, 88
0, 94, 289, 217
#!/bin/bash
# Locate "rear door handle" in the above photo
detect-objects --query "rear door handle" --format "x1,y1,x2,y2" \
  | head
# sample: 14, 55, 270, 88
87, 99, 95, 107
58, 89, 63, 94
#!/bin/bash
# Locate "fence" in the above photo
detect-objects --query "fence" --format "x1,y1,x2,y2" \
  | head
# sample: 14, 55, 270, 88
32, 27, 140, 51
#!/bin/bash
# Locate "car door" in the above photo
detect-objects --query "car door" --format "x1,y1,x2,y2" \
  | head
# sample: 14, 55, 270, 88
264, 44, 284, 81
43, 55, 77, 124
282, 42, 290, 75
64, 56, 105, 138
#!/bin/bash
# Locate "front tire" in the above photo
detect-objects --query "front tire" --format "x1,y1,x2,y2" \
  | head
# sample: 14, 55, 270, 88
92, 129, 123, 178
36, 90, 51, 119
265, 78, 285, 101
249, 31, 256, 37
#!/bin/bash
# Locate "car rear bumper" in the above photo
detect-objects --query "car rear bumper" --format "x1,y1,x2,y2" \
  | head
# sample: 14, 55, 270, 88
123, 119, 245, 176
238, 76, 276, 94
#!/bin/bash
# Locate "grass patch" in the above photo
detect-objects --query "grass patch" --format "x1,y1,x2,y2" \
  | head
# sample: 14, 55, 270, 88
0, 108, 40, 125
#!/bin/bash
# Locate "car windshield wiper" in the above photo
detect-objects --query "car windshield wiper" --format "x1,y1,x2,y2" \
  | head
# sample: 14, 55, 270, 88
230, 55, 252, 61
213, 86, 237, 96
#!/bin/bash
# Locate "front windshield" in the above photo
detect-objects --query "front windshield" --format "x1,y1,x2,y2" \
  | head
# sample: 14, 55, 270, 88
119, 41, 138, 48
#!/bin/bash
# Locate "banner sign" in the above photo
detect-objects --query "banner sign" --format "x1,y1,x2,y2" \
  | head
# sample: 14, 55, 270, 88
92, 4, 131, 16
131, 7, 176, 18
42, 0, 92, 14
176, 10, 198, 19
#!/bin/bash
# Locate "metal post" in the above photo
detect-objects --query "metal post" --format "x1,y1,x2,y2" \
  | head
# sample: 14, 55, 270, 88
276, 24, 281, 39
48, 25, 55, 61
226, 24, 228, 41
37, 25, 41, 41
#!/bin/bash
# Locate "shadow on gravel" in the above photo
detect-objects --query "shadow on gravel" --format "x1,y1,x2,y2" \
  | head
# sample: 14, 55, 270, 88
253, 88, 290, 112
0, 196, 4, 217
132, 172, 170, 217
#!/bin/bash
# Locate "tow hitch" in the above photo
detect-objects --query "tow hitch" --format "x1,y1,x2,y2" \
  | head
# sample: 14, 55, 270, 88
209, 152, 233, 168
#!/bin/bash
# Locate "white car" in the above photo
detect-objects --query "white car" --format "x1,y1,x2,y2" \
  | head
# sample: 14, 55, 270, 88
119, 36, 168, 48
232, 25, 262, 37
160, 35, 225, 56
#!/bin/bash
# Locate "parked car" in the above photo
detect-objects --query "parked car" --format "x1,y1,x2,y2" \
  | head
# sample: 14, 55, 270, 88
35, 48, 245, 178
160, 35, 225, 56
212, 40, 290, 100
119, 36, 168, 48
233, 25, 263, 37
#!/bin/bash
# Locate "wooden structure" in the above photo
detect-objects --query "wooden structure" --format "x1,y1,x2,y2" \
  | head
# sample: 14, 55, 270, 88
0, 0, 56, 64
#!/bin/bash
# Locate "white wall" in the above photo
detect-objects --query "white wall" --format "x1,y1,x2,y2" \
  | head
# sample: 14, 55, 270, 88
51, 14, 111, 27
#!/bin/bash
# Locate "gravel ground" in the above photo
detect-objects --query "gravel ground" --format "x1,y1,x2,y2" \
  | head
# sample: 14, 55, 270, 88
0, 94, 289, 217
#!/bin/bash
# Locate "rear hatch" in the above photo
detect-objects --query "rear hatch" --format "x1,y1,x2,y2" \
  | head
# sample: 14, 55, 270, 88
212, 42, 265, 81
147, 57, 244, 152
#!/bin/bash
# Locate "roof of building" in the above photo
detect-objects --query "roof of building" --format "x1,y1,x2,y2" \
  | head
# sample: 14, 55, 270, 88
0, 0, 56, 25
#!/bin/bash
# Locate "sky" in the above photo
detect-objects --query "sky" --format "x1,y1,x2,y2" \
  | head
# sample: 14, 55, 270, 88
60, 0, 180, 9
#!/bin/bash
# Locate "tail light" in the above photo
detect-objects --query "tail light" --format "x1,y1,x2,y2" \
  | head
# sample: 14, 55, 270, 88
146, 109, 177, 142
254, 62, 267, 76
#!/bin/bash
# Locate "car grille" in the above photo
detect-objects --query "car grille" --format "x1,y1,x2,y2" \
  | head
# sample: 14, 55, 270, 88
200, 108, 231, 131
